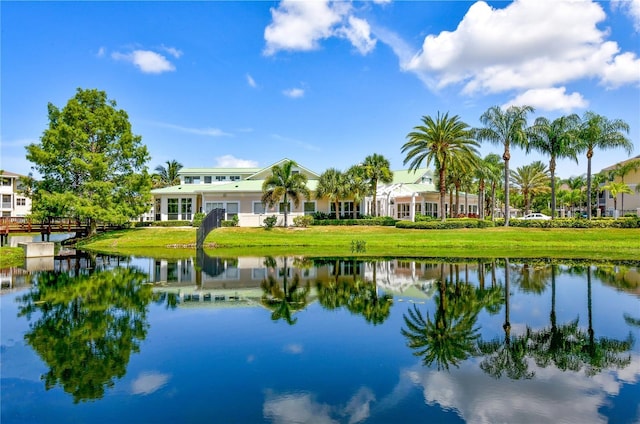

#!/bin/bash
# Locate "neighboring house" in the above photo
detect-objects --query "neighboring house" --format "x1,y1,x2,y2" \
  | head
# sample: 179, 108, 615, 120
0, 171, 32, 217
151, 159, 328, 227
370, 169, 479, 220
599, 155, 640, 217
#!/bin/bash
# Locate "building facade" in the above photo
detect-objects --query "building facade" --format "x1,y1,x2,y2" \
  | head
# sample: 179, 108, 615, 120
0, 171, 32, 217
599, 155, 640, 217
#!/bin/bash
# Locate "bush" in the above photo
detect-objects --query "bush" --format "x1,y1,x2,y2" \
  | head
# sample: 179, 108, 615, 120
263, 215, 278, 229
293, 215, 314, 227
396, 218, 489, 229
312, 217, 397, 226
152, 220, 192, 227
192, 212, 206, 227
134, 221, 152, 227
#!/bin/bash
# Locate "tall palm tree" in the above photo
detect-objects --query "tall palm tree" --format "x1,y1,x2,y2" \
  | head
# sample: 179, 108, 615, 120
362, 154, 393, 217
577, 112, 632, 219
529, 114, 580, 219
153, 160, 183, 188
402, 112, 479, 222
261, 160, 310, 227
316, 168, 347, 219
510, 161, 550, 215
601, 182, 633, 217
345, 165, 369, 217
482, 153, 503, 220
476, 105, 534, 225
613, 158, 640, 214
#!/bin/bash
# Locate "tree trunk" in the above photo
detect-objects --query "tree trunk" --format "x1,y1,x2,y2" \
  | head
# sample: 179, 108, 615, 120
586, 150, 593, 219
503, 146, 510, 227
439, 167, 446, 221
550, 156, 557, 219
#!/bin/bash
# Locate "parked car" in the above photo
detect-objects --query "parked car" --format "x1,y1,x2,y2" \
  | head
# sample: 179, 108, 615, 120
522, 213, 551, 220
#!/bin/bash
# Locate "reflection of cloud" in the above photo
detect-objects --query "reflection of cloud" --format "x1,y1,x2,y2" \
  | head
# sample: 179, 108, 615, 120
344, 387, 375, 424
263, 391, 336, 424
400, 354, 640, 424
131, 372, 170, 395
283, 343, 303, 354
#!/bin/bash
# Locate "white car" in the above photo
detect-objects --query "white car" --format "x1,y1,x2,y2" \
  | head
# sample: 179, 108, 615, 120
522, 213, 551, 220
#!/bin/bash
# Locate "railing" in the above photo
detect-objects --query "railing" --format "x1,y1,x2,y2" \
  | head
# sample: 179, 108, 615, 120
196, 208, 225, 249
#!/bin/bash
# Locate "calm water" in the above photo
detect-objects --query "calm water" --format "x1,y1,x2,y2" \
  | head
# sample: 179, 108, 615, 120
1, 252, 639, 423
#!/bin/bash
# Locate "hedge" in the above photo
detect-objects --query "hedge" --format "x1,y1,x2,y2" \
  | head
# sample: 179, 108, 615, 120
312, 217, 398, 226
396, 217, 640, 229
150, 220, 193, 227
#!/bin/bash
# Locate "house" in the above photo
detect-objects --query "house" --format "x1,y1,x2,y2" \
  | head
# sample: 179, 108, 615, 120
371, 168, 479, 220
151, 159, 328, 227
0, 171, 32, 217
599, 155, 640, 217
150, 159, 479, 226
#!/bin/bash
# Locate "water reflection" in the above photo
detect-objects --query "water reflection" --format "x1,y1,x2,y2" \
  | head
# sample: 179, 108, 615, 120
2, 252, 638, 421
16, 265, 153, 403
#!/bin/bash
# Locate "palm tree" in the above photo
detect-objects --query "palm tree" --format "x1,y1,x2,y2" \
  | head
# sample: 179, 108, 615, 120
345, 165, 369, 217
362, 154, 393, 217
402, 112, 479, 221
613, 158, 640, 214
510, 161, 550, 215
529, 114, 580, 219
482, 154, 503, 220
261, 160, 310, 227
476, 105, 534, 226
577, 112, 632, 219
316, 168, 347, 219
153, 160, 183, 188
601, 182, 633, 217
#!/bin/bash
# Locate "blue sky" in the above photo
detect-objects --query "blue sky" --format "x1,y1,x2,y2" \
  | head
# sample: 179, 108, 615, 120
2, 0, 639, 179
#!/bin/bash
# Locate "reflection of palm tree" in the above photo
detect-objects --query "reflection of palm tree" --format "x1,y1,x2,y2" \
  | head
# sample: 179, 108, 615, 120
261, 257, 310, 325
477, 258, 534, 380
17, 267, 152, 403
401, 264, 481, 371
512, 262, 550, 294
579, 267, 634, 376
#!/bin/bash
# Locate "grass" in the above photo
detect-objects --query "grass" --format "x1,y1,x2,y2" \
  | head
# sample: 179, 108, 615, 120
77, 226, 640, 261
0, 247, 25, 268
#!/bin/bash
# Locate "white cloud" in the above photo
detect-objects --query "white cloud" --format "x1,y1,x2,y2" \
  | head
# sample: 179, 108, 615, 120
344, 387, 375, 424
263, 392, 336, 424
112, 49, 176, 74
263, 0, 377, 56
283, 343, 303, 354
613, 0, 640, 31
337, 16, 377, 55
392, 0, 640, 112
283, 87, 304, 98
96, 46, 106, 57
247, 74, 258, 88
131, 372, 170, 395
160, 45, 183, 58
154, 122, 230, 136
214, 155, 258, 168
505, 87, 588, 112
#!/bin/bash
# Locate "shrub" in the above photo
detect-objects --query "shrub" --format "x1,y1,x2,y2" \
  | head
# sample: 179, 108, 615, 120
192, 212, 206, 227
293, 215, 314, 227
312, 217, 397, 226
263, 215, 278, 229
152, 220, 192, 227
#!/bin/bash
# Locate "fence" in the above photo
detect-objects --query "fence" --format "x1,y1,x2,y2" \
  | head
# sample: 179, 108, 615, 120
196, 208, 225, 249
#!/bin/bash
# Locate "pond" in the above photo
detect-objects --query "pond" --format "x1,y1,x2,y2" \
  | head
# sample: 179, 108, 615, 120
1, 251, 639, 423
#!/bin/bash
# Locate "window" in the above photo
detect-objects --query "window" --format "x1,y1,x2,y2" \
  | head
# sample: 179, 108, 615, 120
414, 203, 422, 215
425, 202, 437, 217
192, 177, 201, 184
16, 198, 26, 206
304, 202, 316, 215
279, 202, 290, 213
2, 195, 11, 209
226, 202, 239, 219
204, 176, 212, 184
181, 198, 193, 220
397, 203, 411, 219
230, 175, 241, 181
205, 202, 224, 213
168, 198, 179, 220
184, 176, 193, 184
216, 176, 227, 181
253, 202, 266, 214
343, 202, 355, 218
1, 178, 11, 186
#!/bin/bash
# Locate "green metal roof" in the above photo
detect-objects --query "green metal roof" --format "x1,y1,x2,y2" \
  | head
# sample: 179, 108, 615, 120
151, 178, 319, 195
391, 169, 434, 184
179, 167, 262, 175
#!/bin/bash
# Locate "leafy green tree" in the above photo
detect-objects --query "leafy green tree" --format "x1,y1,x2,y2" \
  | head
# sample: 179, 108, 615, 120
577, 112, 632, 219
17, 267, 153, 403
510, 161, 550, 215
361, 154, 393, 217
153, 159, 183, 188
402, 112, 479, 221
529, 114, 581, 219
260, 257, 310, 325
25, 88, 152, 233
476, 105, 534, 226
316, 168, 348, 219
261, 160, 310, 227
601, 181, 633, 216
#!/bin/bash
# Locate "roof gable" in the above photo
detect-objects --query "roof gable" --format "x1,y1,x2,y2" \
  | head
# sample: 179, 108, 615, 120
247, 158, 320, 181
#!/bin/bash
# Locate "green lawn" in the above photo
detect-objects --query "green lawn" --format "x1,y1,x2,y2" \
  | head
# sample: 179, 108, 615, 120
76, 226, 640, 261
